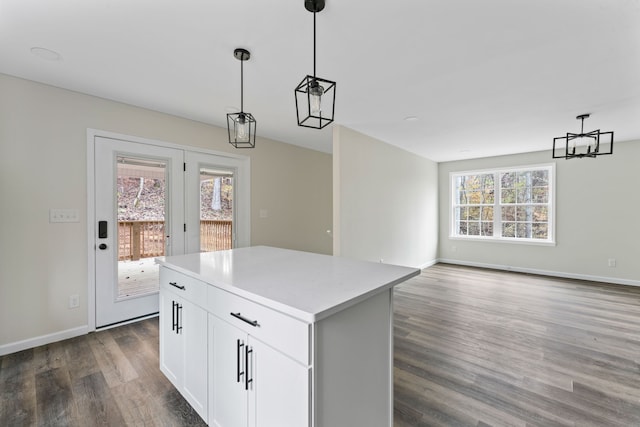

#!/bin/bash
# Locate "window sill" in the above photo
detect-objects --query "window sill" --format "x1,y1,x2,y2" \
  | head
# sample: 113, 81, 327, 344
449, 235, 556, 247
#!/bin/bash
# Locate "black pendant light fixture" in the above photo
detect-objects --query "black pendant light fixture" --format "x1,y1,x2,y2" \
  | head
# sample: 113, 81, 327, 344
227, 48, 256, 148
552, 114, 614, 159
294, 0, 336, 129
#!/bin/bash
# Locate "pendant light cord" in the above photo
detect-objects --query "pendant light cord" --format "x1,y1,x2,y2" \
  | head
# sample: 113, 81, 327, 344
313, 11, 317, 78
240, 57, 244, 113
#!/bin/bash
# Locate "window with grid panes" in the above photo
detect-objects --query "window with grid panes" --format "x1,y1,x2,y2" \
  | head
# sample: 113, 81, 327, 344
451, 165, 554, 243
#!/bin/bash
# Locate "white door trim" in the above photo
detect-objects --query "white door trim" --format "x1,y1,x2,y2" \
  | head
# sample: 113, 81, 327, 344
87, 128, 251, 331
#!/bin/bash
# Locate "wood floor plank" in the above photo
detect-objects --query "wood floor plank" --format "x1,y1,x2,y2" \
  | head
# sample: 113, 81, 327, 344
63, 335, 101, 382
0, 349, 36, 426
111, 377, 166, 426
35, 367, 77, 427
33, 341, 68, 375
72, 371, 126, 426
87, 329, 139, 388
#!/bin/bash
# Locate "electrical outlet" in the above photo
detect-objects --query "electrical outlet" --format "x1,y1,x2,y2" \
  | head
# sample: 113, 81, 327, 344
608, 258, 616, 268
69, 294, 80, 309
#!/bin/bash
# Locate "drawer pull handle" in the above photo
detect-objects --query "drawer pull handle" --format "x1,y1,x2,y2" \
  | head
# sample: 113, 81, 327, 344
169, 281, 186, 290
230, 312, 260, 327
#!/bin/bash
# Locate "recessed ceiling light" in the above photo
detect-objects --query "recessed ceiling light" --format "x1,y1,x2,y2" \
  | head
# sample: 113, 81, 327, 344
403, 116, 418, 122
30, 47, 62, 61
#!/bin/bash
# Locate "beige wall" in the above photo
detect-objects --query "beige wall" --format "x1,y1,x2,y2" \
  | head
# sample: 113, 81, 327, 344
0, 73, 332, 350
333, 126, 438, 268
438, 141, 640, 285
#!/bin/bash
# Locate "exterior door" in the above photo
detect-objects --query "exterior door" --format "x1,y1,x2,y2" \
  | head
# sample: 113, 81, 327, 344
94, 136, 184, 327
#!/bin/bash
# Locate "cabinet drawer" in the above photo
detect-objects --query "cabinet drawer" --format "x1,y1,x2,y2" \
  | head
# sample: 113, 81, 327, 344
208, 286, 310, 365
160, 267, 208, 308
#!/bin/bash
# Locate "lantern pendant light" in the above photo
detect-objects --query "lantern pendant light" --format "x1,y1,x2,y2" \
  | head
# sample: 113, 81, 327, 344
227, 48, 256, 148
552, 114, 614, 159
294, 0, 336, 129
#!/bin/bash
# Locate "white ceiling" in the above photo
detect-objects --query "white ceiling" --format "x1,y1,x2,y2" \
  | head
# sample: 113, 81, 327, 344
1, 0, 639, 162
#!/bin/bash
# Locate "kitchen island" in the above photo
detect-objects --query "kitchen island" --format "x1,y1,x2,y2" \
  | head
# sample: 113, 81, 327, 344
157, 246, 420, 427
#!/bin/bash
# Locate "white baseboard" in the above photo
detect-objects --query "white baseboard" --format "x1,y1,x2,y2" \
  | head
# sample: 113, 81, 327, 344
436, 258, 640, 288
0, 325, 89, 357
418, 258, 438, 270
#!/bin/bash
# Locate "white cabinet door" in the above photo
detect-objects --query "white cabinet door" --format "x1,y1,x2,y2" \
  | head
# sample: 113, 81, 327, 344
159, 291, 183, 387
249, 338, 310, 427
182, 300, 208, 421
160, 290, 208, 422
209, 314, 248, 427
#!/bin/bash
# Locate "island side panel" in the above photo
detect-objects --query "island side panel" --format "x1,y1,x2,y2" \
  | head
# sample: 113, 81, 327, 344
314, 289, 393, 427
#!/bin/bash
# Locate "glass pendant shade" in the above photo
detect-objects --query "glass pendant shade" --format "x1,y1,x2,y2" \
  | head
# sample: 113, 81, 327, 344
309, 80, 324, 115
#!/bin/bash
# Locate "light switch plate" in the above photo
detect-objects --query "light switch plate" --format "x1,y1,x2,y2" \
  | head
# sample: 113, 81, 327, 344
50, 209, 80, 223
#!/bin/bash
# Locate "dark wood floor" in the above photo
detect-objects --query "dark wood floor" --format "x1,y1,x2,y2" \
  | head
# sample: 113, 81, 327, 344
394, 264, 640, 427
1, 264, 640, 426
0, 317, 206, 427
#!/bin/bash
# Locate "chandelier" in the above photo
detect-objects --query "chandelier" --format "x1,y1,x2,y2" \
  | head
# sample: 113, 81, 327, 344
552, 114, 614, 159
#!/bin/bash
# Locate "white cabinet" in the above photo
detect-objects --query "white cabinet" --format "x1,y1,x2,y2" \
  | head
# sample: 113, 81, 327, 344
208, 313, 310, 427
158, 246, 420, 427
159, 291, 181, 385
159, 268, 208, 422
208, 313, 249, 427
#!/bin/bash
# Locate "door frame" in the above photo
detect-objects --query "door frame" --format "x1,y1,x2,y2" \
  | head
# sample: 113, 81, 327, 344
87, 128, 251, 331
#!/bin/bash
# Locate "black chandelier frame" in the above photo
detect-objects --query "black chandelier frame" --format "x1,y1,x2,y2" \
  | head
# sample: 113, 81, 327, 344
552, 114, 614, 159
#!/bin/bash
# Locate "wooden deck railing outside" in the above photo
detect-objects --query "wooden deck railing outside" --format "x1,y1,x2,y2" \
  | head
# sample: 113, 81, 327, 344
118, 220, 232, 260
200, 220, 233, 252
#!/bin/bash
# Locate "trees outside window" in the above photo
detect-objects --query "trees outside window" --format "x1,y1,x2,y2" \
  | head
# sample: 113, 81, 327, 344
451, 165, 554, 243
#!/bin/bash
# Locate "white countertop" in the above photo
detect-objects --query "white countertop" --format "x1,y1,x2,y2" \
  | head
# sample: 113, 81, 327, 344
157, 246, 420, 323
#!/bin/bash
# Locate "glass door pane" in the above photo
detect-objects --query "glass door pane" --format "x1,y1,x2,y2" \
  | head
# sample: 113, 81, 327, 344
116, 156, 166, 299
199, 168, 233, 252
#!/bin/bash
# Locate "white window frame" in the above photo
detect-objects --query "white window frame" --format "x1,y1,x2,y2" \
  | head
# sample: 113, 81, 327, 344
449, 163, 556, 246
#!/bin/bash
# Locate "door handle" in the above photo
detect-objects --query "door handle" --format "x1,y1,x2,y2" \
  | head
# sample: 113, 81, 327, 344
98, 243, 107, 250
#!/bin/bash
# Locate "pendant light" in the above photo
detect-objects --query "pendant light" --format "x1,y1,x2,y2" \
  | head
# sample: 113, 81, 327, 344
552, 114, 614, 159
294, 0, 336, 129
227, 48, 256, 148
